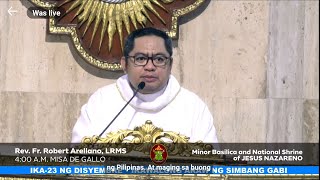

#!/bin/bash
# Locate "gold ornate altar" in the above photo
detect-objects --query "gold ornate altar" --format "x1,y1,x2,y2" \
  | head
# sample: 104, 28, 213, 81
0, 121, 318, 179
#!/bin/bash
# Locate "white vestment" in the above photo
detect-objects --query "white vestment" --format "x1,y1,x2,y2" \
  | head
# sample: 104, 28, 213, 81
72, 75, 218, 143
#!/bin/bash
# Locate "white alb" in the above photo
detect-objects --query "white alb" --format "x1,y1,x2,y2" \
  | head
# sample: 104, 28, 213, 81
72, 75, 218, 143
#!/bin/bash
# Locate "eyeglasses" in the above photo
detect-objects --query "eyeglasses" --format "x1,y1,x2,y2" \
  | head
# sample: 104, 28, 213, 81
127, 54, 171, 67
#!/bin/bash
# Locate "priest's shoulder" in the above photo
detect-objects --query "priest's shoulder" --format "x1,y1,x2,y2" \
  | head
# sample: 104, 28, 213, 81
179, 87, 207, 106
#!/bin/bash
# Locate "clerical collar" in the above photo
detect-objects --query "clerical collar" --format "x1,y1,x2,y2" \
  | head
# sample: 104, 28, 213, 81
136, 84, 167, 102
116, 75, 181, 111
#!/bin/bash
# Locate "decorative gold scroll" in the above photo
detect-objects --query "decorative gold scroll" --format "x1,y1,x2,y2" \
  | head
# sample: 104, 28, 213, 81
29, 0, 208, 71
80, 120, 218, 158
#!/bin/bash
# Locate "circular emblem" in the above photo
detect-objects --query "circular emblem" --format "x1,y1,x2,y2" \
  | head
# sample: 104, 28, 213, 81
30, 0, 209, 71
150, 144, 168, 165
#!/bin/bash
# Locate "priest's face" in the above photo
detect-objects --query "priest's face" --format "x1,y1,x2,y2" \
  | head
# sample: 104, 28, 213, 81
121, 35, 172, 94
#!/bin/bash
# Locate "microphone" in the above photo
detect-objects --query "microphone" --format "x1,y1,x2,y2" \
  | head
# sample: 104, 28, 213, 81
94, 82, 145, 143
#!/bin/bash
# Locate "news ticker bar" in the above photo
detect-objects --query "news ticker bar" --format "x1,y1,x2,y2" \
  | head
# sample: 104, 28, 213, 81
0, 166, 318, 175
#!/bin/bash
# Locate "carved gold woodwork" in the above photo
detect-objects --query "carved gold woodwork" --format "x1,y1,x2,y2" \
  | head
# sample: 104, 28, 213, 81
80, 120, 219, 158
29, 0, 209, 71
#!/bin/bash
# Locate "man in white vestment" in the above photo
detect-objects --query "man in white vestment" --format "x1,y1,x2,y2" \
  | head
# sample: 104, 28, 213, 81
72, 27, 218, 143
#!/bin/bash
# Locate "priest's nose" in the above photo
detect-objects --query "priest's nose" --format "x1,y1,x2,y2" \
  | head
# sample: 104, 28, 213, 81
144, 60, 156, 71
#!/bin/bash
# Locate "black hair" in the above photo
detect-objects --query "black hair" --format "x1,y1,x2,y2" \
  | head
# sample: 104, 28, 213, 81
123, 27, 173, 60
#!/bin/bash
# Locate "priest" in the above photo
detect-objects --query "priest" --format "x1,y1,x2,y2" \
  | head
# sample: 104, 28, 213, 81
72, 27, 218, 143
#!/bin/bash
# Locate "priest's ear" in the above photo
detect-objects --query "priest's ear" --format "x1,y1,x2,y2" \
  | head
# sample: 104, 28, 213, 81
120, 56, 127, 73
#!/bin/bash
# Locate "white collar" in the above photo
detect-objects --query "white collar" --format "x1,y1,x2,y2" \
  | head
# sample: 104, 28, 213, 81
116, 75, 181, 112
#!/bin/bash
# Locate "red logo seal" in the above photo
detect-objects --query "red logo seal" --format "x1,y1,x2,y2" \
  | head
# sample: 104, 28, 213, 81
150, 144, 168, 165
